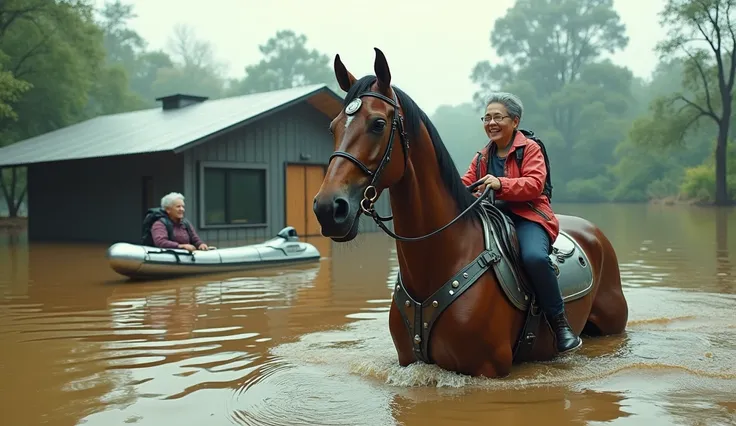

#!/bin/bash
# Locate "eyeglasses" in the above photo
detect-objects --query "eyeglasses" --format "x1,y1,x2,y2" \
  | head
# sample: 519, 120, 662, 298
481, 115, 509, 124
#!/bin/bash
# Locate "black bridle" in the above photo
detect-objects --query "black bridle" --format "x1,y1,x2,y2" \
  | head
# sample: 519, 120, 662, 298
327, 88, 492, 242
329, 90, 409, 216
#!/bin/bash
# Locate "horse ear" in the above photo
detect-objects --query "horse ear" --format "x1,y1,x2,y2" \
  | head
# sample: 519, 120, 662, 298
334, 54, 357, 93
373, 47, 391, 93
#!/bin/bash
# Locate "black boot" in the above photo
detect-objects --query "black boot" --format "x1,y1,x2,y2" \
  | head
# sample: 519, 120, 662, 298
549, 312, 582, 354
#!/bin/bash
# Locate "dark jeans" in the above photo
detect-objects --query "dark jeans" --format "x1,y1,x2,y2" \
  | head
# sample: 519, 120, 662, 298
509, 213, 564, 317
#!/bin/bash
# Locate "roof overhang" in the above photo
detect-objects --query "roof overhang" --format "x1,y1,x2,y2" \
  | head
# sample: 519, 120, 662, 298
0, 85, 346, 167
171, 85, 345, 154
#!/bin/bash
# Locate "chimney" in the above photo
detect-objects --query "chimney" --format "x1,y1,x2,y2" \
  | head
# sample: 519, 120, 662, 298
155, 94, 209, 110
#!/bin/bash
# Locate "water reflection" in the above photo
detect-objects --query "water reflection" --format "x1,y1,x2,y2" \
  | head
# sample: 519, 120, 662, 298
554, 204, 736, 293
0, 229, 400, 425
715, 208, 732, 293
0, 228, 28, 297
1, 205, 735, 426
585, 371, 736, 426
390, 385, 630, 425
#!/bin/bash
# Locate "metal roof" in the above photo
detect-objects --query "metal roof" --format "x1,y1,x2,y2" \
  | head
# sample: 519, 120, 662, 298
0, 84, 344, 167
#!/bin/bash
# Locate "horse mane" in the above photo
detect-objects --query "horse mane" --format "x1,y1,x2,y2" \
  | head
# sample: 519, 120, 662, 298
342, 75, 477, 215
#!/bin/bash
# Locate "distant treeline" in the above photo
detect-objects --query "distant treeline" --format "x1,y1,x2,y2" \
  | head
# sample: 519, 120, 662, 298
433, 0, 736, 206
1, 0, 735, 218
0, 0, 340, 217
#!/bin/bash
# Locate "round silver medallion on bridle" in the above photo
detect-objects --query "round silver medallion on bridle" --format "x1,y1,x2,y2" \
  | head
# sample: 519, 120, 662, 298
345, 98, 362, 115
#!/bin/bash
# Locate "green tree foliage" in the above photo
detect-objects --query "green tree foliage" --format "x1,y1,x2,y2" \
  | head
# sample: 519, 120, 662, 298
0, 1, 34, 122
631, 0, 736, 205
0, 1, 345, 217
130, 51, 173, 103
96, 0, 151, 109
97, 1, 171, 106
680, 142, 736, 202
473, 0, 627, 95
0, 0, 106, 138
0, 60, 31, 121
609, 59, 714, 202
99, 0, 144, 68
470, 0, 633, 201
0, 0, 117, 216
230, 30, 338, 96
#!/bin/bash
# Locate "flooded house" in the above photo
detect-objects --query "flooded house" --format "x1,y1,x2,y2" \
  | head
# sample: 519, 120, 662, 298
0, 84, 392, 245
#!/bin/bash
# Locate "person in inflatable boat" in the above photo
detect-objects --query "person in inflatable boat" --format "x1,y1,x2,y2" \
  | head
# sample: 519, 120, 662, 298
143, 192, 214, 252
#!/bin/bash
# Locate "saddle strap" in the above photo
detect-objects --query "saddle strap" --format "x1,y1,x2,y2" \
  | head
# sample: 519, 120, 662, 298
511, 294, 543, 362
393, 248, 502, 364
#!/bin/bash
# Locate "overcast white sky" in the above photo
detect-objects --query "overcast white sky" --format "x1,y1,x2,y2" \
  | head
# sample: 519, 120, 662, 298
111, 0, 668, 115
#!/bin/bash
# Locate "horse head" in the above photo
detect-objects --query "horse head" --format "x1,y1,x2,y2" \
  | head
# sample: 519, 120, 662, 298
312, 48, 409, 242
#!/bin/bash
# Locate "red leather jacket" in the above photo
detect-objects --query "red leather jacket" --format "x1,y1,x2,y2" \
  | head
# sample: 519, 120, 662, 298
460, 131, 559, 242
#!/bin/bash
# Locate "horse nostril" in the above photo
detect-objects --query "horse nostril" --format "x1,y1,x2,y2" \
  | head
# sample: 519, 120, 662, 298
333, 197, 350, 224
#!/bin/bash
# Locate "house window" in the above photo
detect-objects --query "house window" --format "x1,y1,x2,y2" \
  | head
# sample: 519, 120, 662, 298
201, 165, 267, 226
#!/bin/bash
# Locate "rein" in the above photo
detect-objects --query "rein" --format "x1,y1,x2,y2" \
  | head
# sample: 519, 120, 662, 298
328, 88, 494, 242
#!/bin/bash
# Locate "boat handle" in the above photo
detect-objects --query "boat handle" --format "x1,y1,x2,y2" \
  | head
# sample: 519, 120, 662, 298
157, 249, 196, 263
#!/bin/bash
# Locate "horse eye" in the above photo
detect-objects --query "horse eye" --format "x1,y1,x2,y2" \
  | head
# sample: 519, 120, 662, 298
372, 119, 386, 133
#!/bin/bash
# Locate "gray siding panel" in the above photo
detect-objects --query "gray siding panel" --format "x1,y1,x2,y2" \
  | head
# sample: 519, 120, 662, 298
27, 152, 183, 243
25, 100, 393, 245
183, 102, 392, 247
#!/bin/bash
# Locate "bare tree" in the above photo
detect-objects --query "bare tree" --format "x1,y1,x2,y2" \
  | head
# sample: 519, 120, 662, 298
166, 23, 225, 76
657, 0, 736, 205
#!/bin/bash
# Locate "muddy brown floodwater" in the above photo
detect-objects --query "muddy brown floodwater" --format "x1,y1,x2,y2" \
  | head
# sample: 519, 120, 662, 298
1, 203, 735, 426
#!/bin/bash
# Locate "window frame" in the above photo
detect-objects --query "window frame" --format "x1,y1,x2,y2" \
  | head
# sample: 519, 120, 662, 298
197, 161, 269, 230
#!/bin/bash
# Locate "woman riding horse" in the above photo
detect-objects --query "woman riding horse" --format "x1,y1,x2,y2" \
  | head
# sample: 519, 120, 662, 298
460, 92, 582, 354
314, 48, 628, 377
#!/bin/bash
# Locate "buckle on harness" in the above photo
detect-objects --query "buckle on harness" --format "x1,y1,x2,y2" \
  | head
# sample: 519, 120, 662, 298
478, 251, 501, 267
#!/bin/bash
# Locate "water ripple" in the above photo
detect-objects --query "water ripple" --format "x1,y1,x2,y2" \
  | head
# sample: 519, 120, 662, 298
270, 287, 736, 390
227, 356, 396, 426
0, 265, 323, 426
2, 221, 735, 426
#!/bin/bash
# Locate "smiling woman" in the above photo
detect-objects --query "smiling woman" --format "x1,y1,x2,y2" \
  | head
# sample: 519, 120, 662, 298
460, 91, 581, 353
144, 192, 211, 252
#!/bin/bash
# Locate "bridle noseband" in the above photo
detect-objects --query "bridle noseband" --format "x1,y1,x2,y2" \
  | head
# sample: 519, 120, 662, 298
327, 88, 491, 242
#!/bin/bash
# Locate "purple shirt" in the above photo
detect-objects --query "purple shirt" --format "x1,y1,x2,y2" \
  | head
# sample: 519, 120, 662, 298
151, 219, 204, 249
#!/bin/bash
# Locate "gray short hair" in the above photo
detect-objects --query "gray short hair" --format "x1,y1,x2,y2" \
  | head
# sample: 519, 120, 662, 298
485, 92, 524, 121
161, 192, 185, 209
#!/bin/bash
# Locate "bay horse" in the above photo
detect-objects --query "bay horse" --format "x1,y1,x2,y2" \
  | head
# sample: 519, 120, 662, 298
312, 48, 629, 378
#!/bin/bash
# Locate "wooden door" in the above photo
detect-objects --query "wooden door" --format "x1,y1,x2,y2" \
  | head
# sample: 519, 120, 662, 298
304, 166, 325, 236
286, 166, 306, 235
285, 164, 325, 236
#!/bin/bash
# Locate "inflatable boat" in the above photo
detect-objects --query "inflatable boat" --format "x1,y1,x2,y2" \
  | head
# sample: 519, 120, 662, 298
107, 226, 321, 279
